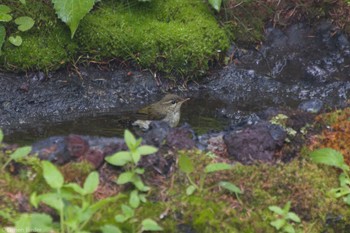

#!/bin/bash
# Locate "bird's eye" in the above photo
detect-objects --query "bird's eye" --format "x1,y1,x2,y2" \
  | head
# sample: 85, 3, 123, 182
171, 100, 176, 104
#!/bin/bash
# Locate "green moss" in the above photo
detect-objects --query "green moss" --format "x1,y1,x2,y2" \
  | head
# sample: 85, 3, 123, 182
1, 25, 77, 72
77, 0, 229, 78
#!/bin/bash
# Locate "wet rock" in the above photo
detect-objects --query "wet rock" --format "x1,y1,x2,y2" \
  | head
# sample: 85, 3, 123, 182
223, 121, 286, 164
31, 135, 125, 168
140, 121, 171, 147
298, 99, 323, 113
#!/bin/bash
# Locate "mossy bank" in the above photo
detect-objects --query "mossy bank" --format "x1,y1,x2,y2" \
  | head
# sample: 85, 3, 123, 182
0, 0, 229, 77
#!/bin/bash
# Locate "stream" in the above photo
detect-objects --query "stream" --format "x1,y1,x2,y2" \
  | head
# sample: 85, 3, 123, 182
1, 21, 349, 145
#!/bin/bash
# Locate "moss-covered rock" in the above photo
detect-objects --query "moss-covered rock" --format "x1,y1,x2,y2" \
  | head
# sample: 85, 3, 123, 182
0, 0, 229, 77
76, 0, 229, 78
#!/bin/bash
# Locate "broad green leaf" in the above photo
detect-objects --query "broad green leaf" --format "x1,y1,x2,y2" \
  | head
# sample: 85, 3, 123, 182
270, 219, 286, 230
137, 145, 158, 155
310, 148, 349, 171
329, 186, 350, 199
129, 190, 140, 208
204, 163, 232, 173
268, 206, 284, 215
0, 26, 5, 55
15, 214, 31, 232
186, 185, 196, 196
19, 0, 26, 4
135, 168, 145, 174
10, 146, 31, 161
42, 161, 64, 189
38, 193, 64, 211
179, 154, 194, 174
51, 0, 95, 38
124, 129, 136, 149
105, 151, 131, 166
64, 183, 85, 195
141, 218, 163, 231
219, 181, 242, 194
0, 5, 11, 14
131, 175, 150, 192
339, 173, 350, 187
117, 172, 134, 185
131, 151, 141, 164
135, 138, 143, 147
139, 193, 147, 203
283, 224, 296, 233
287, 212, 301, 223
15, 16, 34, 31
122, 204, 135, 218
115, 214, 128, 223
208, 0, 222, 12
344, 194, 350, 205
9, 35, 22, 46
28, 213, 53, 231
100, 225, 122, 233
83, 171, 99, 194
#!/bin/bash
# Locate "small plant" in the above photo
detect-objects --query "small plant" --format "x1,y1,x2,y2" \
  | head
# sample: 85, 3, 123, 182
105, 130, 163, 231
1, 146, 32, 171
105, 130, 158, 201
268, 201, 301, 233
178, 153, 243, 197
310, 148, 350, 204
8, 161, 123, 232
0, 1, 35, 51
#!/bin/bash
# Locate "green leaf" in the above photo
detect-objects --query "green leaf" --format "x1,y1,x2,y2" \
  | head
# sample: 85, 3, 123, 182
179, 154, 194, 174
117, 172, 134, 185
268, 206, 284, 215
64, 183, 85, 195
42, 161, 64, 189
115, 214, 128, 223
129, 190, 140, 208
131, 151, 141, 164
141, 218, 164, 231
283, 201, 291, 213
137, 145, 158, 155
38, 193, 64, 211
0, 5, 11, 14
124, 129, 136, 149
287, 212, 301, 223
219, 181, 242, 194
139, 193, 147, 203
51, 0, 95, 38
186, 185, 196, 196
105, 151, 132, 166
204, 163, 232, 173
344, 194, 350, 205
208, 0, 222, 12
0, 13, 12, 22
270, 219, 286, 230
283, 224, 296, 233
10, 146, 31, 161
9, 35, 22, 46
14, 16, 34, 31
100, 225, 122, 233
131, 175, 150, 192
28, 213, 53, 232
89, 195, 121, 213
30, 192, 39, 208
0, 26, 5, 55
135, 168, 145, 174
15, 214, 31, 231
19, 0, 26, 4
83, 171, 99, 194
310, 148, 349, 171
122, 204, 135, 218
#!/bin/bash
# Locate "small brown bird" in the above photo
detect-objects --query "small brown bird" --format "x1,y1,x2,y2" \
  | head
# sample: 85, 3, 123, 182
133, 94, 190, 129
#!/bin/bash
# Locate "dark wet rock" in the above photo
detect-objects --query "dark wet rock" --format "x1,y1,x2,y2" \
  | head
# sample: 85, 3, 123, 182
142, 121, 172, 147
223, 121, 286, 164
31, 135, 125, 168
298, 99, 323, 113
165, 124, 196, 150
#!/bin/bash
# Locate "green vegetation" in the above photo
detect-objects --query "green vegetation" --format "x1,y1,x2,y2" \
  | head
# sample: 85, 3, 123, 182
269, 201, 301, 233
0, 0, 229, 77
